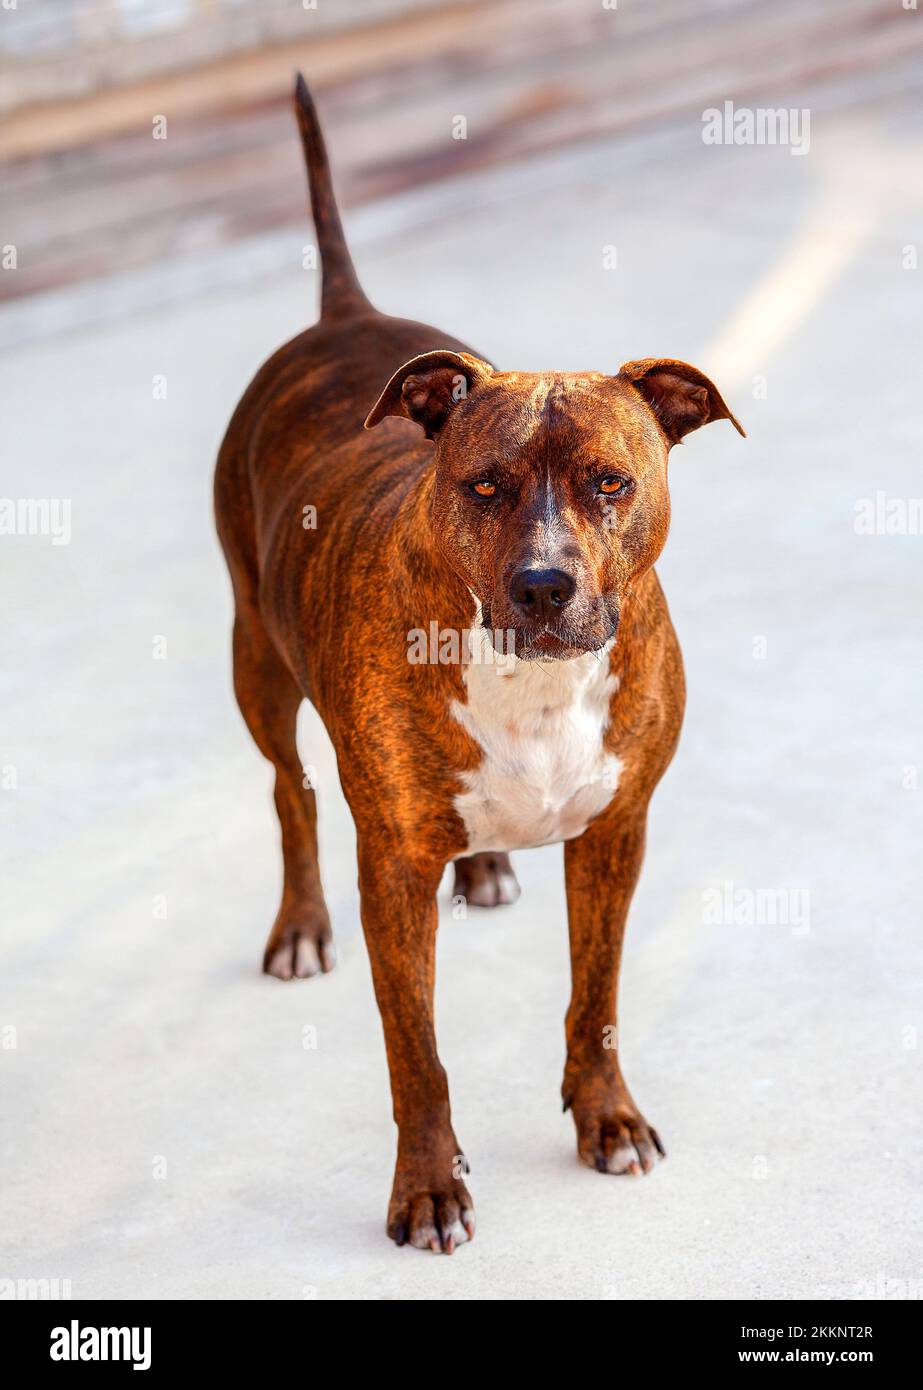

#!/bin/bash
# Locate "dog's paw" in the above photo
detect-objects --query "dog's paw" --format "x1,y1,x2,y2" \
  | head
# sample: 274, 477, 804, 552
452, 852, 520, 908
565, 1074, 665, 1176
262, 905, 335, 980
576, 1110, 665, 1176
387, 1183, 475, 1254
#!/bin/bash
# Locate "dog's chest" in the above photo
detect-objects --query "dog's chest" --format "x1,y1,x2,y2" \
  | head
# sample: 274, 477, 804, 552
450, 637, 621, 855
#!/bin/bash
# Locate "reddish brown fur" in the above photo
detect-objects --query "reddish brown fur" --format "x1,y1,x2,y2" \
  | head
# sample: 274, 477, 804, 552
214, 78, 743, 1252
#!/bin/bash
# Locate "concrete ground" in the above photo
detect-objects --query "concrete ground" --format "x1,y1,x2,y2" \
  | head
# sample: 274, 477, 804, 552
2, 75, 922, 1300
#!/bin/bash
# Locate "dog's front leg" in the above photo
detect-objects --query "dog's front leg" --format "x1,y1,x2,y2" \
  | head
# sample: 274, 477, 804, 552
358, 845, 474, 1252
562, 807, 665, 1176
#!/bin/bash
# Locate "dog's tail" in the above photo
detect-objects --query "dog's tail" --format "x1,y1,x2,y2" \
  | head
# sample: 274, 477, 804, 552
293, 73, 371, 321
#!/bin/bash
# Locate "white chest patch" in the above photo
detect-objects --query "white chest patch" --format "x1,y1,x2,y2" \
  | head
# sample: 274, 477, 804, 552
450, 628, 621, 855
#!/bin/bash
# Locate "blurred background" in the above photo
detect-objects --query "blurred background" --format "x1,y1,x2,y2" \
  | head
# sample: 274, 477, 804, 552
4, 0, 922, 342
2, 1, 922, 1301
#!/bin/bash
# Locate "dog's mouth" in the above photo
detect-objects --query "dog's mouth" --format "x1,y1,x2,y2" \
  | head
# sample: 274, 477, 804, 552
480, 608, 618, 662
518, 627, 590, 661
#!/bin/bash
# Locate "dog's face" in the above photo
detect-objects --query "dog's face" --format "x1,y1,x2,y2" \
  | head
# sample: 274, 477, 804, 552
366, 352, 742, 660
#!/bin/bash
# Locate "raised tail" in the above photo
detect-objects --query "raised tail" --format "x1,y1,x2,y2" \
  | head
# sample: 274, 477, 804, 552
293, 73, 371, 320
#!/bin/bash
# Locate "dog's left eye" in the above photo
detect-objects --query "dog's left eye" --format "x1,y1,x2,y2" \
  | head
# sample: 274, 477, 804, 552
470, 480, 497, 498
598, 475, 627, 495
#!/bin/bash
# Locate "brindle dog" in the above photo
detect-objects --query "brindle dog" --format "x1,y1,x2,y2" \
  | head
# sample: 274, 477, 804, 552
215, 76, 744, 1253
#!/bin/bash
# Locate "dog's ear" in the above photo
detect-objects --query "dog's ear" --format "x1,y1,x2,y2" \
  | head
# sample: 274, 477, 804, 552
618, 358, 745, 444
365, 350, 492, 439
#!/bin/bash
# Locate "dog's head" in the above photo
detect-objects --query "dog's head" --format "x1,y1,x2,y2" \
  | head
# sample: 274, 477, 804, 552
366, 351, 743, 660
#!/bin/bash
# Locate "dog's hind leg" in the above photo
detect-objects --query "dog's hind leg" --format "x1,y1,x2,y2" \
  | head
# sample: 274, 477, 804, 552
451, 852, 520, 907
232, 603, 334, 980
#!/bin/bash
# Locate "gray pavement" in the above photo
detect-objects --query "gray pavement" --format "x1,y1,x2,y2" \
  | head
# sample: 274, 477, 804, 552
2, 82, 922, 1299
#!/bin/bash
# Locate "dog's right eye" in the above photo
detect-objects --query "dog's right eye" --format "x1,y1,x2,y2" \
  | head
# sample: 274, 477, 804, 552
598, 475, 628, 495
470, 480, 497, 498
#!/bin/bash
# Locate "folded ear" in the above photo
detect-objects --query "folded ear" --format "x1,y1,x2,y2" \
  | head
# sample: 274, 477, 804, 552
619, 358, 745, 444
364, 350, 492, 439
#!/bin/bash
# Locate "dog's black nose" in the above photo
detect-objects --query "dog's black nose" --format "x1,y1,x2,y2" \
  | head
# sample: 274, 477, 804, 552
510, 568, 576, 621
